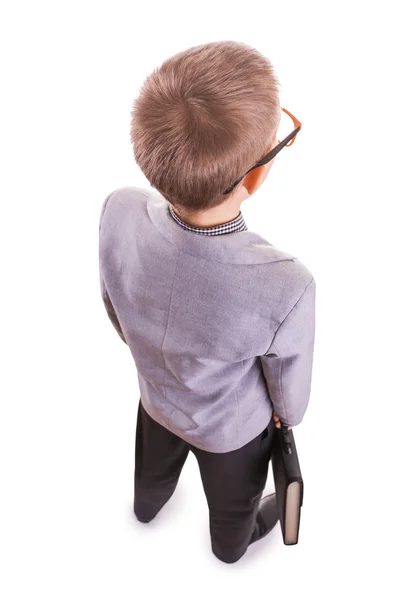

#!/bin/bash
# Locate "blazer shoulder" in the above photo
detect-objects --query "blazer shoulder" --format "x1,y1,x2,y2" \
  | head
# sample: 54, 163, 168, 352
264, 248, 314, 286
99, 186, 150, 227
285, 258, 315, 305
257, 252, 314, 313
289, 256, 315, 286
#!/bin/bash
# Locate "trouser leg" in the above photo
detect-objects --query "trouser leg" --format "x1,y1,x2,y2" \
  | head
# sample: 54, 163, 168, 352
134, 398, 190, 522
190, 414, 275, 563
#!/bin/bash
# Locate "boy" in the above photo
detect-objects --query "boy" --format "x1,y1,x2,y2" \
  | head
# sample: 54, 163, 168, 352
98, 40, 316, 564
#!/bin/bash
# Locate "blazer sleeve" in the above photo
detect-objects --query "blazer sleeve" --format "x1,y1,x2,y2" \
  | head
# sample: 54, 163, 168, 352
259, 277, 316, 427
99, 190, 127, 345
99, 274, 127, 345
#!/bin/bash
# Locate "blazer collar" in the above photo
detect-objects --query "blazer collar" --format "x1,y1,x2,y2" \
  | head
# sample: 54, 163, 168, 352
146, 188, 296, 266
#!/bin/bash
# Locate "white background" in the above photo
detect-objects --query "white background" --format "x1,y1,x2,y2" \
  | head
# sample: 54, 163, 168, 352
1, 1, 399, 597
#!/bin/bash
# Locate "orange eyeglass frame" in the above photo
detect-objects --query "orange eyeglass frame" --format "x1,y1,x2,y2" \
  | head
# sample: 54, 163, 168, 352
222, 107, 302, 195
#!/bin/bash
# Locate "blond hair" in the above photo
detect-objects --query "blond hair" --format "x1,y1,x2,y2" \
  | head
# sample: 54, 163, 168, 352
130, 40, 281, 213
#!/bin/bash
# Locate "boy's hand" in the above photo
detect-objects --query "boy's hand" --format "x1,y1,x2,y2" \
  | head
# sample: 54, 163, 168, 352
273, 412, 292, 430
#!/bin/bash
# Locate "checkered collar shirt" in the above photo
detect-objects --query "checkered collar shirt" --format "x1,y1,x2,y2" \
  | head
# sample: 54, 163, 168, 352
168, 203, 248, 235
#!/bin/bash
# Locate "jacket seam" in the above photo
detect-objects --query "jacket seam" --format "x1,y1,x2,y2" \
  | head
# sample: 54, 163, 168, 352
161, 249, 182, 407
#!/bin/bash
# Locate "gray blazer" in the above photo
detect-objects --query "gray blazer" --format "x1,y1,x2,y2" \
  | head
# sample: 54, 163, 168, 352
98, 186, 316, 453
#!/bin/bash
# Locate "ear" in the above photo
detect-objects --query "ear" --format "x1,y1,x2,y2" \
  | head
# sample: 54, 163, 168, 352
242, 164, 267, 196
243, 132, 279, 196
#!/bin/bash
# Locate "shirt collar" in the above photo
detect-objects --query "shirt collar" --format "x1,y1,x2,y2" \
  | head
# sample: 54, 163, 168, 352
168, 203, 248, 235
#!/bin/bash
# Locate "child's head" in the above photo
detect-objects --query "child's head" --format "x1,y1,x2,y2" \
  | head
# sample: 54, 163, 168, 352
130, 40, 281, 216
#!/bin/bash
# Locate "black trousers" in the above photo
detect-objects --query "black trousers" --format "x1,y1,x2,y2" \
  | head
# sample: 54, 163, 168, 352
134, 398, 276, 563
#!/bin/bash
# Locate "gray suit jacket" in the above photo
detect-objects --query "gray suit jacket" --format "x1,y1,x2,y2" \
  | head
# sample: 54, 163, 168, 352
98, 186, 316, 453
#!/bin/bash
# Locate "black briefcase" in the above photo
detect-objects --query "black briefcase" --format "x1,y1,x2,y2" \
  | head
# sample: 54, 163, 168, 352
271, 424, 304, 545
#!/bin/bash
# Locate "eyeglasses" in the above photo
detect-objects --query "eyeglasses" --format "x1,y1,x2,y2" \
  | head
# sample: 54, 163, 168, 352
222, 107, 302, 195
